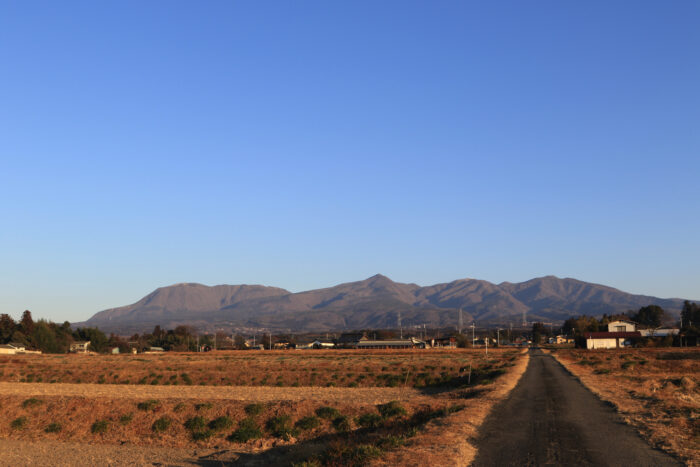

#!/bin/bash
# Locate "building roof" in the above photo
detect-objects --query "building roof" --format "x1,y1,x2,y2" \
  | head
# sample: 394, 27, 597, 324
607, 320, 637, 325
584, 332, 641, 339
0, 344, 17, 349
356, 339, 418, 346
337, 333, 366, 344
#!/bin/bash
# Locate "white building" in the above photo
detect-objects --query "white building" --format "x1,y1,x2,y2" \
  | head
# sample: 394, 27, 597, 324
607, 320, 637, 333
585, 332, 640, 349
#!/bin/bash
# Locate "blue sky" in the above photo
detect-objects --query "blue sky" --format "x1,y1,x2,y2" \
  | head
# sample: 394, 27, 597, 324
1, 1, 699, 322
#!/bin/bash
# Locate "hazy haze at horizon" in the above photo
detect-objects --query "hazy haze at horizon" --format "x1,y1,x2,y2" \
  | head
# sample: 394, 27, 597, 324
1, 1, 698, 322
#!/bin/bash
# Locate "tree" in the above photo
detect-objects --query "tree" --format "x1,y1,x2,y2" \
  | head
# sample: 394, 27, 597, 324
0, 314, 16, 343
532, 322, 547, 344
233, 334, 247, 350
681, 301, 700, 330
632, 305, 664, 328
73, 327, 109, 353
20, 310, 34, 335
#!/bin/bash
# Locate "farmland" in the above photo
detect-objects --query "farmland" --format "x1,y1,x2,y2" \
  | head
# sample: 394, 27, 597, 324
550, 348, 699, 465
0, 350, 509, 388
0, 348, 529, 466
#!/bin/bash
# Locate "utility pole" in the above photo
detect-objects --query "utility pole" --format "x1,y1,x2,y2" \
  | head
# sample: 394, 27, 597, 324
470, 323, 476, 348
269, 331, 272, 351
398, 311, 402, 339
497, 329, 501, 347
485, 334, 488, 357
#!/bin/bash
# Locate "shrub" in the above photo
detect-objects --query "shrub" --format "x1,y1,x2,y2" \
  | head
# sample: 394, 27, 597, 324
45, 422, 62, 433
119, 413, 133, 425
355, 412, 383, 428
315, 406, 340, 420
378, 401, 406, 419
332, 415, 351, 432
152, 416, 172, 433
195, 402, 213, 411
245, 403, 265, 416
10, 416, 27, 430
184, 416, 208, 432
192, 430, 214, 441
377, 435, 405, 449
593, 368, 611, 375
342, 444, 383, 463
621, 361, 636, 370
22, 398, 43, 408
91, 420, 110, 434
137, 399, 160, 411
228, 418, 263, 443
174, 403, 187, 412
295, 416, 320, 431
267, 415, 298, 440
209, 416, 233, 431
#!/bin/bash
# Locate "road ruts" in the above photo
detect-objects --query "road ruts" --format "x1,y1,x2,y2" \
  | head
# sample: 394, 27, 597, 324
471, 349, 681, 467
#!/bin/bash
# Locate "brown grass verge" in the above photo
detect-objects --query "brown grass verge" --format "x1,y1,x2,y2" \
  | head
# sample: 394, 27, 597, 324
549, 348, 699, 466
371, 348, 530, 466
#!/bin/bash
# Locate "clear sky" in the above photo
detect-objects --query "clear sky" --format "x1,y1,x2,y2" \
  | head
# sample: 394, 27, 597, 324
1, 1, 699, 323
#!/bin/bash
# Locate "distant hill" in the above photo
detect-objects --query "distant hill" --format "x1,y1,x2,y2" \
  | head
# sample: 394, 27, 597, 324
78, 275, 691, 334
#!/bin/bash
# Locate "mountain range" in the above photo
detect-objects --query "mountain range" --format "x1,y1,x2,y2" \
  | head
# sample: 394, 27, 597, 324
78, 275, 692, 334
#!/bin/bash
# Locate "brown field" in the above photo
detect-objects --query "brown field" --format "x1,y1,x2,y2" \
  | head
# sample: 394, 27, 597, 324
0, 348, 529, 466
0, 350, 489, 388
550, 348, 700, 466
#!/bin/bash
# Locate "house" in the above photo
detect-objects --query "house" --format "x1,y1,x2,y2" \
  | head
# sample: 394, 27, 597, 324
584, 332, 641, 349
70, 341, 91, 353
0, 343, 25, 355
144, 346, 165, 354
111, 347, 120, 354
607, 320, 637, 333
548, 335, 574, 345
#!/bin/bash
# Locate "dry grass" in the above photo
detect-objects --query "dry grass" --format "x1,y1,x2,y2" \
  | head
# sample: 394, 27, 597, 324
550, 348, 700, 466
0, 350, 490, 388
372, 348, 530, 466
0, 348, 528, 465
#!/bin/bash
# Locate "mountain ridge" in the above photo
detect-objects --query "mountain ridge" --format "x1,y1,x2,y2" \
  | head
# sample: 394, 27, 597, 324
79, 275, 693, 334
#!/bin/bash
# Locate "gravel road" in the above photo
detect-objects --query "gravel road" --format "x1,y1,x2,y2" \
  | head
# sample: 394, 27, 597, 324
471, 349, 681, 466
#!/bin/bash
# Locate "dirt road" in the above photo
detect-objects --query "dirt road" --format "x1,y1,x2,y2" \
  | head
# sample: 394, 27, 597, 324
472, 349, 681, 466
0, 382, 426, 404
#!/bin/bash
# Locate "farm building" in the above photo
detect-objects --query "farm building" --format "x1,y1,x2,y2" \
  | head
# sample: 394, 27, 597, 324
70, 341, 91, 353
584, 332, 641, 349
354, 337, 427, 349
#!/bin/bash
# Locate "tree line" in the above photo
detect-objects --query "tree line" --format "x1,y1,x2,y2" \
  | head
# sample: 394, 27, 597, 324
0, 311, 112, 353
